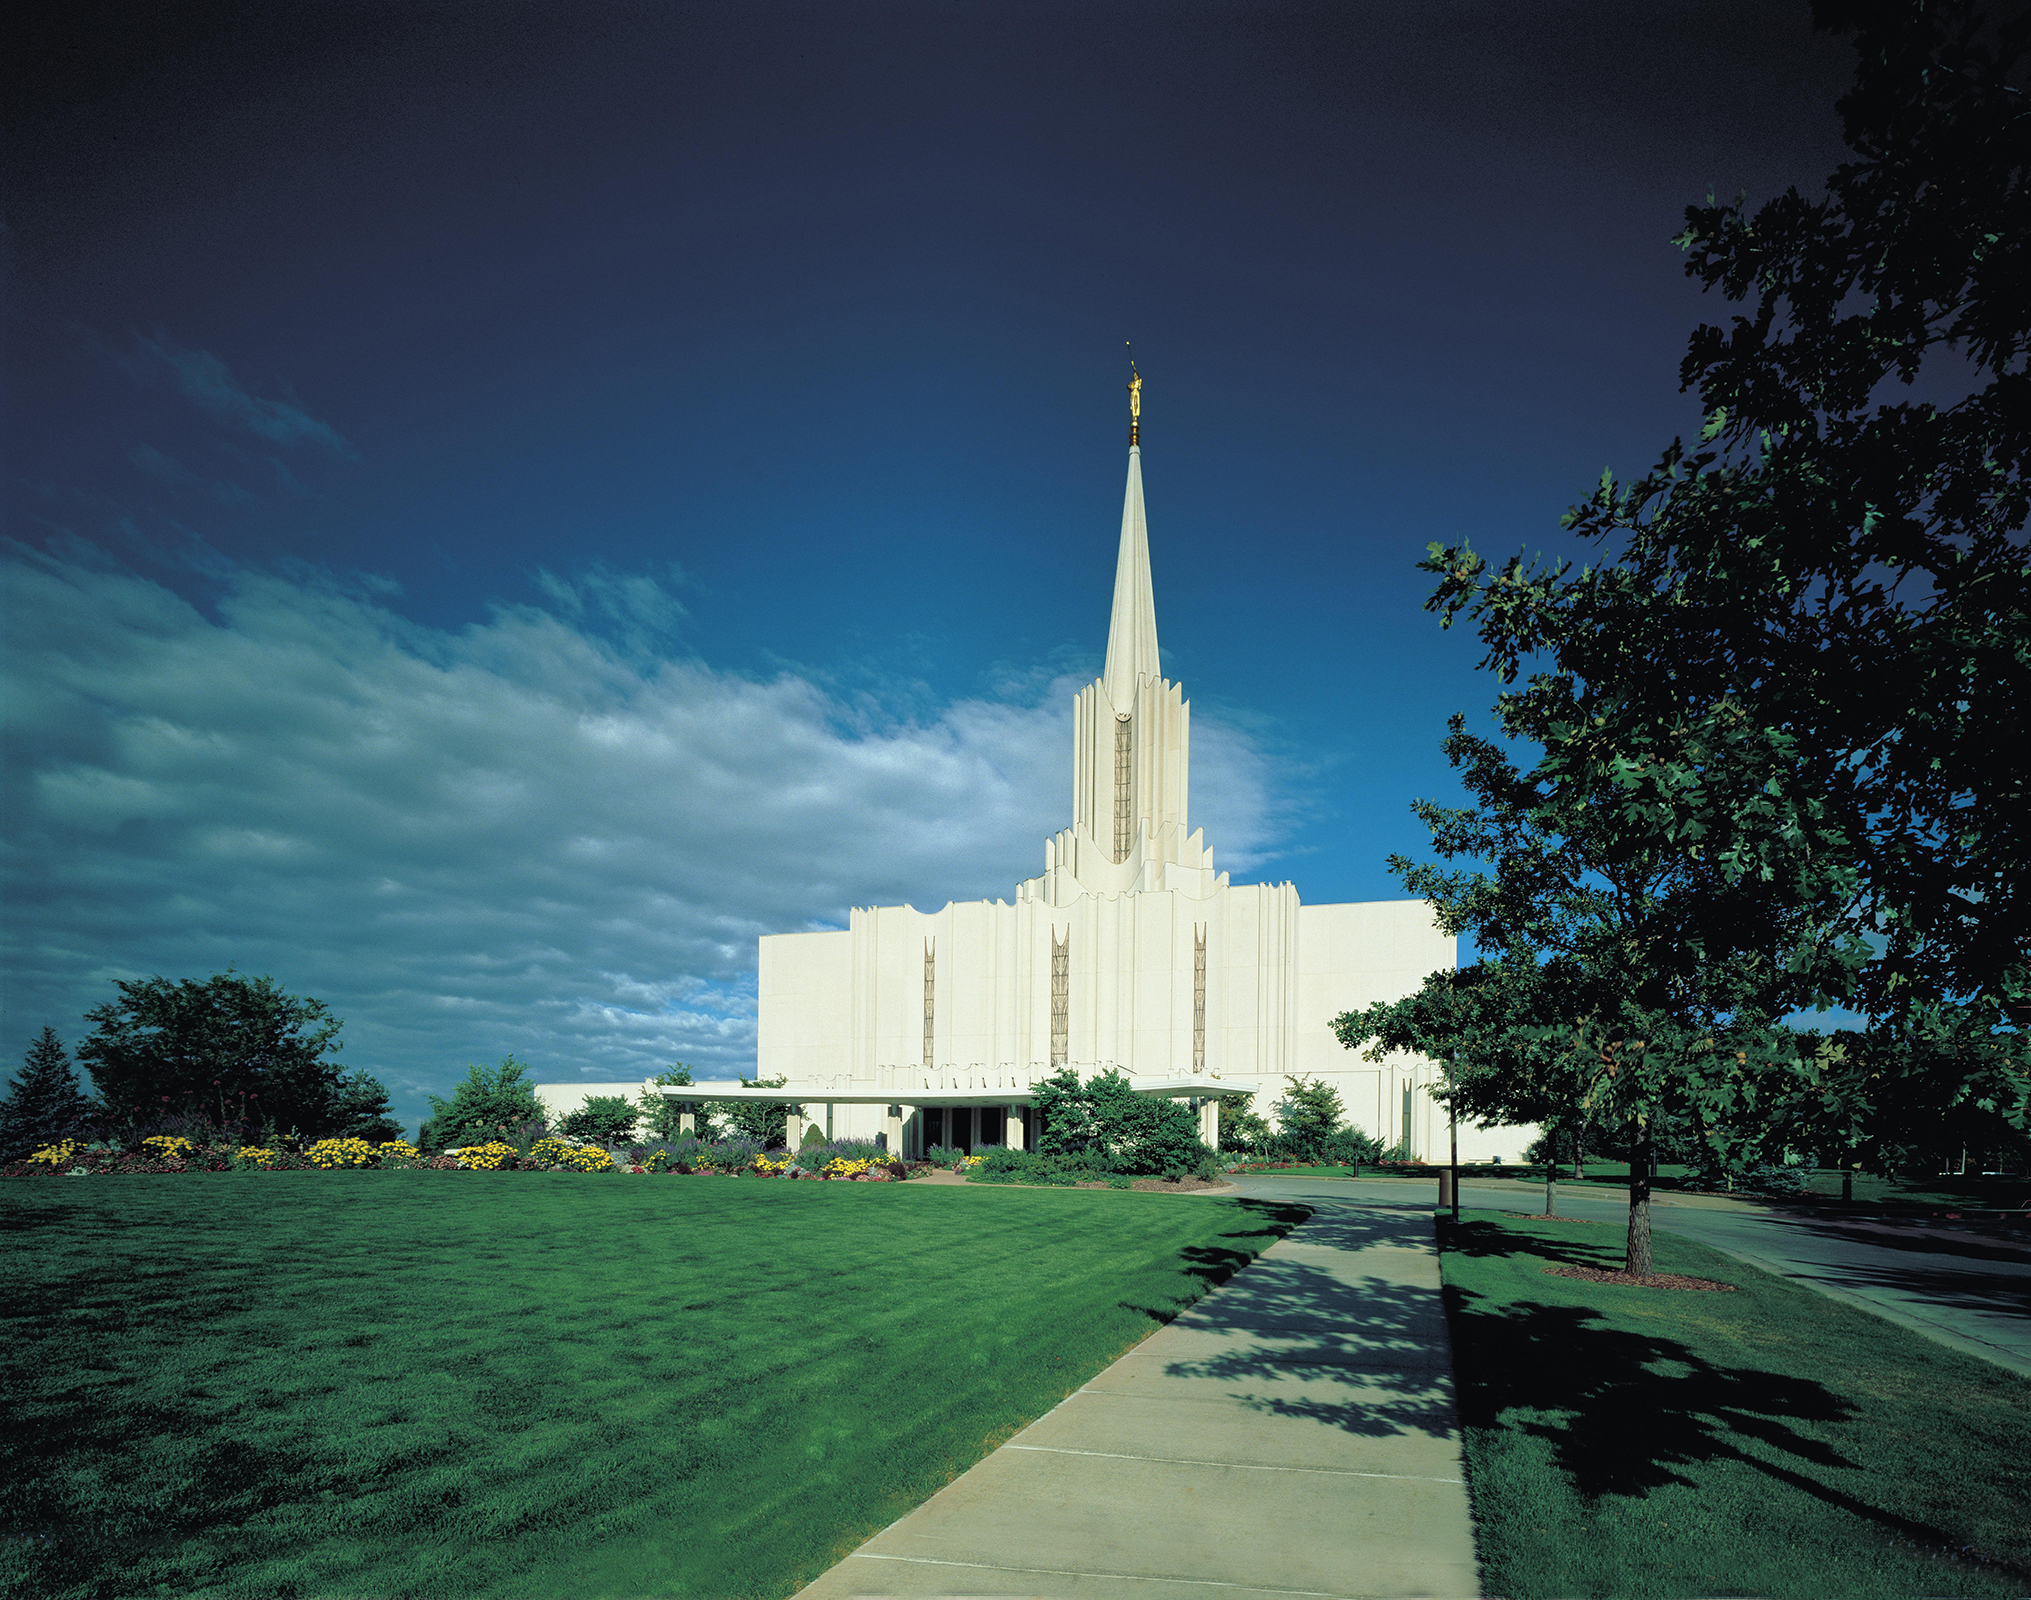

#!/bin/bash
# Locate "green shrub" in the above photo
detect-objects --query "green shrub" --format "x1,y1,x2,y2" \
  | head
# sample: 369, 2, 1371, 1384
1323, 1127, 1380, 1166
1216, 1092, 1272, 1154
419, 1057, 542, 1150
557, 1095, 640, 1148
792, 1137, 883, 1174
1032, 1068, 1214, 1176
637, 1067, 718, 1143
1744, 1162, 1809, 1195
712, 1077, 792, 1148
973, 1148, 1111, 1186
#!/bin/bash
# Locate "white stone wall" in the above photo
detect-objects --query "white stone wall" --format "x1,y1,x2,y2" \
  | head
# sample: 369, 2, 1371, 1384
758, 928, 852, 1083
754, 886, 1537, 1161
531, 1081, 649, 1140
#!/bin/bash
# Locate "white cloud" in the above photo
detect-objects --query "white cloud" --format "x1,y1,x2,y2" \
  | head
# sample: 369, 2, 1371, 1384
2, 547, 1281, 1129
125, 337, 358, 459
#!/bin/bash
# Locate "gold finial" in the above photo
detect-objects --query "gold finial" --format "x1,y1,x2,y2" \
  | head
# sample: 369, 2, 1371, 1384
1126, 343, 1142, 446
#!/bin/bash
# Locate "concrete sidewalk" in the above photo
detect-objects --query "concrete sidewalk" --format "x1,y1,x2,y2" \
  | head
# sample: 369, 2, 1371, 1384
798, 1204, 1481, 1599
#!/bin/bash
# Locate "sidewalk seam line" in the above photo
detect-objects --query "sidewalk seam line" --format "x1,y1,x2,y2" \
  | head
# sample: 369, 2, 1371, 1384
1000, 1443, 1463, 1483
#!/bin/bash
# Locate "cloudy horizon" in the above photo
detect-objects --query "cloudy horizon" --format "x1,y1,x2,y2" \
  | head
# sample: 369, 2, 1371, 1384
5, 460, 1286, 1129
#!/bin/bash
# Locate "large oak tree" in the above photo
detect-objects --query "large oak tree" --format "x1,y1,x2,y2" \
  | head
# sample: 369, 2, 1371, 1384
76, 970, 350, 1139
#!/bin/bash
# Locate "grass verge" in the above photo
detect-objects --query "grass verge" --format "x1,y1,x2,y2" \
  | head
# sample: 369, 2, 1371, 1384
1439, 1210, 2031, 1599
1, 1176, 1304, 1598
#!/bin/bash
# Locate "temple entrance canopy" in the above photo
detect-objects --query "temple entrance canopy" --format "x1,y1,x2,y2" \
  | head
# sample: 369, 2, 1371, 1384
650, 1076, 1245, 1157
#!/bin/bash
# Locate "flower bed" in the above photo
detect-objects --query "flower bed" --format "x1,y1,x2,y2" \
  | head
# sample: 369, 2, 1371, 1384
3, 1134, 623, 1177
5, 1134, 931, 1180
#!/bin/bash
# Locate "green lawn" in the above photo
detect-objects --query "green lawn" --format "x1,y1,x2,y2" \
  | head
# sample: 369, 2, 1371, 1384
1439, 1211, 2031, 1599
1, 1175, 1303, 1598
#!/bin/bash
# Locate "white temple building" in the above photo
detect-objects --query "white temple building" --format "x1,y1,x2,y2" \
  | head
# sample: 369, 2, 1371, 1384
639, 386, 1530, 1164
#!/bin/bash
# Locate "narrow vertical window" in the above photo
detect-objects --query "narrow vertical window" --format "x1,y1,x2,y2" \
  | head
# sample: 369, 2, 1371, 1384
1112, 712, 1133, 862
1192, 924, 1207, 1073
923, 938, 935, 1071
1050, 927, 1069, 1068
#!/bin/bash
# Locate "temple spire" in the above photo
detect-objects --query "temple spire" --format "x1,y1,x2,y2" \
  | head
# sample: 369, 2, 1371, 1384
1102, 381, 1159, 708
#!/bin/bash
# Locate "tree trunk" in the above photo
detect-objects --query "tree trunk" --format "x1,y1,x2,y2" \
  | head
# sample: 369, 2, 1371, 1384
1626, 1128, 1654, 1275
1450, 1105, 1460, 1221
1543, 1163, 1557, 1217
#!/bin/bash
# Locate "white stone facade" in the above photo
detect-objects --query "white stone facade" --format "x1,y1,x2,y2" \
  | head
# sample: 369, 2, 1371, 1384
693, 434, 1531, 1163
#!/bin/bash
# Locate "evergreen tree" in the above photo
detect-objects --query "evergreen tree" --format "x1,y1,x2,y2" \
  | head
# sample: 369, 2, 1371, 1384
0, 1028, 94, 1158
330, 1068, 404, 1143
1272, 1076, 1346, 1159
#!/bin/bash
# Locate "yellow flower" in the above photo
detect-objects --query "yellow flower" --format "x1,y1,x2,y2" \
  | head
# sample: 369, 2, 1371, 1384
305, 1136, 384, 1169
455, 1140, 517, 1170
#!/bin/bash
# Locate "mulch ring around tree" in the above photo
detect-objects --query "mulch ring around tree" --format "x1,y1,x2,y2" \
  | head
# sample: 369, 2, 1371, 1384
1545, 1265, 1737, 1292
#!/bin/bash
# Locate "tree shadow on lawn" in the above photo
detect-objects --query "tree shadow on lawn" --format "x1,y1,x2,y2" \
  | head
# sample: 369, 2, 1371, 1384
1444, 1216, 2026, 1573
1120, 1197, 1313, 1314
1125, 1202, 1463, 1440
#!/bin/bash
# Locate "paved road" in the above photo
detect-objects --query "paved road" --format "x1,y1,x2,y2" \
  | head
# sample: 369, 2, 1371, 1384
801, 1200, 1482, 1598
1231, 1175, 2031, 1377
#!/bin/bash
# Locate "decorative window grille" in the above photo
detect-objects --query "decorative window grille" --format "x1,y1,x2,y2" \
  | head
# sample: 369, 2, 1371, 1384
1050, 927, 1069, 1067
1112, 712, 1133, 862
922, 939, 935, 1070
1192, 924, 1207, 1073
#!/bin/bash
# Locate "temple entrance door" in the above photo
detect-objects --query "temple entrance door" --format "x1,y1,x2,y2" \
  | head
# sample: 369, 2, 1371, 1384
979, 1106, 1006, 1149
950, 1106, 973, 1152
923, 1107, 945, 1151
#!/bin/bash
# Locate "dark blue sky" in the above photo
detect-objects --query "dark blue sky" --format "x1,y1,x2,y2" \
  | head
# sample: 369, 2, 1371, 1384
5, 2, 1859, 1122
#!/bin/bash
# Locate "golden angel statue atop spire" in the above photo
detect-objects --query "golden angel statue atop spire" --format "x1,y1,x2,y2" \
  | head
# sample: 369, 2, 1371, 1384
1127, 345, 1142, 444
